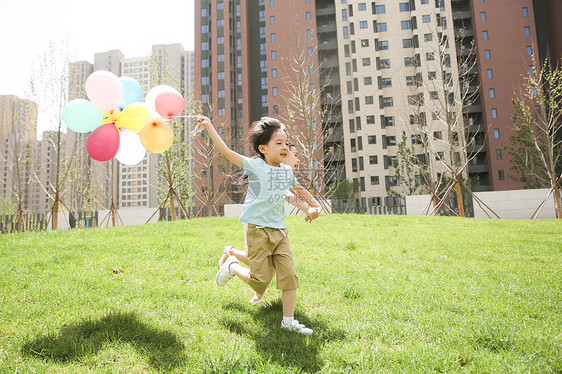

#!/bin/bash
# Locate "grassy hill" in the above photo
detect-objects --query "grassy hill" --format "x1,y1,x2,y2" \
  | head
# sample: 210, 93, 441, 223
0, 215, 560, 373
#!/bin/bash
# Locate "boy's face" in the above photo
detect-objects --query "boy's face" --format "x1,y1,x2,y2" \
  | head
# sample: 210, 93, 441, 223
284, 146, 300, 171
259, 129, 289, 167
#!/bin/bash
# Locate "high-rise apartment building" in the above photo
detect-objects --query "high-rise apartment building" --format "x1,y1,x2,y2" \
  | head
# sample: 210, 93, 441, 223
196, 0, 561, 213
0, 95, 42, 212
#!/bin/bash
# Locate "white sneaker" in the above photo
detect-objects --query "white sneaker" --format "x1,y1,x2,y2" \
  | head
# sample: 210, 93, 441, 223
281, 320, 313, 335
215, 255, 237, 286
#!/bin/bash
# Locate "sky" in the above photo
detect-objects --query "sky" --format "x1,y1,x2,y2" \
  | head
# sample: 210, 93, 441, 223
0, 0, 195, 100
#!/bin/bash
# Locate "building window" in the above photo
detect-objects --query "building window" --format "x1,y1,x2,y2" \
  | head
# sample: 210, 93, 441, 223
378, 58, 390, 69
524, 26, 530, 36
272, 68, 277, 78
487, 69, 493, 79
270, 33, 276, 42
371, 176, 379, 185
401, 20, 412, 30
496, 149, 502, 160
374, 4, 385, 14
368, 135, 376, 144
482, 30, 489, 40
369, 155, 379, 165
522, 7, 528, 17
480, 12, 486, 21
493, 128, 500, 139
271, 51, 276, 60
377, 40, 389, 50
359, 21, 368, 29
365, 96, 374, 105
421, 0, 428, 3
491, 108, 498, 119
358, 3, 366, 11
342, 9, 347, 21
306, 12, 311, 21
498, 170, 505, 180
272, 87, 278, 96
399, 3, 410, 12
484, 50, 491, 60
423, 15, 431, 23
380, 97, 393, 108
270, 16, 275, 24
527, 46, 533, 56
382, 116, 394, 127
376, 22, 387, 32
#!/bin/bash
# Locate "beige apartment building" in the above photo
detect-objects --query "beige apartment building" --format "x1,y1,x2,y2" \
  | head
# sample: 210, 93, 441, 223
336, 0, 464, 209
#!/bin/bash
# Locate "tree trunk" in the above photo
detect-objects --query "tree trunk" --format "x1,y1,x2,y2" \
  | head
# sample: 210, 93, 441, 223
432, 194, 438, 216
53, 199, 59, 230
170, 190, 177, 221
553, 181, 562, 219
454, 177, 465, 217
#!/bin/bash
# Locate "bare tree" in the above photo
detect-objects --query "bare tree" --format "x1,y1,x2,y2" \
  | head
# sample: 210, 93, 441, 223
146, 47, 195, 221
395, 17, 495, 217
507, 55, 562, 218
28, 40, 82, 229
192, 102, 233, 217
277, 36, 341, 212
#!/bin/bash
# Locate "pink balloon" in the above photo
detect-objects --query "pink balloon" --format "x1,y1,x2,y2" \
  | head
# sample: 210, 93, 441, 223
86, 123, 120, 161
85, 70, 123, 111
155, 91, 185, 119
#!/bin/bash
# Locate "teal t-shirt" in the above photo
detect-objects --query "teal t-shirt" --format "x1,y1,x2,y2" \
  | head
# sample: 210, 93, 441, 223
239, 156, 297, 229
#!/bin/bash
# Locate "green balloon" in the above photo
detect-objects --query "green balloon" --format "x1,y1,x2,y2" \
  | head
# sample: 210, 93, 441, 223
62, 99, 103, 133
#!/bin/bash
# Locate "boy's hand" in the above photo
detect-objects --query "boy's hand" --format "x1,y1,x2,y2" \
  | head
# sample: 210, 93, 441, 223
304, 206, 321, 222
197, 116, 211, 128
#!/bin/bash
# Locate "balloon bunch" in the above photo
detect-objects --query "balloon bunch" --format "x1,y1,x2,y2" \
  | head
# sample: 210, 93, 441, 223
62, 70, 185, 165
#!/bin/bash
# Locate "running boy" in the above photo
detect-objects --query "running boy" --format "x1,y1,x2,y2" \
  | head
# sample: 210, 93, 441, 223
197, 115, 319, 335
219, 144, 321, 307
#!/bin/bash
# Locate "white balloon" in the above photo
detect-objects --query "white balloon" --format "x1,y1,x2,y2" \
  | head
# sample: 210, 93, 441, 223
145, 85, 181, 118
115, 128, 147, 165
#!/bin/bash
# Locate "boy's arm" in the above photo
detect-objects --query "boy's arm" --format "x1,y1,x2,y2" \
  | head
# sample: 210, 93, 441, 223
292, 183, 321, 208
286, 190, 311, 213
291, 184, 322, 222
197, 116, 243, 168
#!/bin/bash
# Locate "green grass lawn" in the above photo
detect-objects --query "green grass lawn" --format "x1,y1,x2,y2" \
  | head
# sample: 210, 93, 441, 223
0, 215, 560, 373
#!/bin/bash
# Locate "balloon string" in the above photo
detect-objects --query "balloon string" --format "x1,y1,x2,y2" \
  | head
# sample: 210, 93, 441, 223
115, 115, 200, 121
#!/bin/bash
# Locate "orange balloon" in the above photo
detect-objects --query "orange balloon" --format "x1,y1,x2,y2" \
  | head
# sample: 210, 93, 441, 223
139, 119, 174, 153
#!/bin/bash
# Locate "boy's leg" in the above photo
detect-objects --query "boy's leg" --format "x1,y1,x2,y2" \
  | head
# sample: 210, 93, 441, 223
219, 246, 249, 268
281, 289, 296, 316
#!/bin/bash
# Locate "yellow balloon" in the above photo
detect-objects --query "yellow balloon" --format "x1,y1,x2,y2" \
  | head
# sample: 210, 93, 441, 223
139, 119, 174, 153
101, 109, 121, 125
115, 102, 152, 133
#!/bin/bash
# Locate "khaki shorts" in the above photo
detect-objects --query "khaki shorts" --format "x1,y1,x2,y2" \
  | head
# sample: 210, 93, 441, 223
246, 224, 299, 295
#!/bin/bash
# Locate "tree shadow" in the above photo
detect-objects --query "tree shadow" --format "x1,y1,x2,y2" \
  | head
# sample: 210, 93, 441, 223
220, 300, 346, 373
21, 311, 185, 370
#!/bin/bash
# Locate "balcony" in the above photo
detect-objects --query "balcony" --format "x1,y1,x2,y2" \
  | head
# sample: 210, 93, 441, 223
320, 73, 340, 87
453, 9, 472, 19
468, 164, 489, 173
463, 104, 483, 113
466, 123, 483, 133
319, 40, 338, 51
317, 22, 337, 34
322, 57, 339, 69
466, 142, 486, 153
316, 5, 336, 17
455, 27, 474, 38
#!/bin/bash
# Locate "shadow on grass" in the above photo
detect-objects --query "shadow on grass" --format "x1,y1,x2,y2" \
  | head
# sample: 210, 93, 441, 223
220, 300, 346, 373
21, 311, 185, 370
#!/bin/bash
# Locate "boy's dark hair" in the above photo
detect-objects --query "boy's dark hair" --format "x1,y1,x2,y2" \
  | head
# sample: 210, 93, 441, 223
248, 117, 285, 159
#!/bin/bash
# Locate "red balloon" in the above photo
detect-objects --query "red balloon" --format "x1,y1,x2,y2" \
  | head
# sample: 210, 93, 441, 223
155, 91, 185, 119
86, 123, 120, 161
